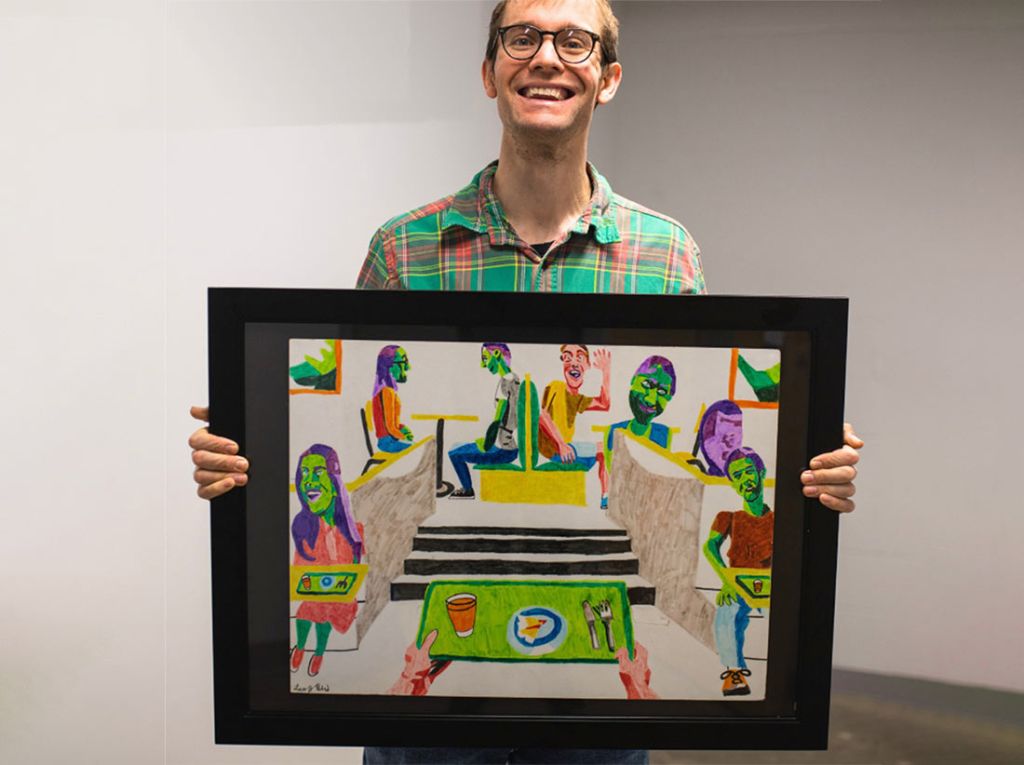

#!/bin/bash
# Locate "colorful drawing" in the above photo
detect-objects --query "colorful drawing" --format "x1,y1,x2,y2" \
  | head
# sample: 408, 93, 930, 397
703, 446, 772, 697
288, 339, 779, 701
537, 344, 612, 506
446, 343, 521, 499
603, 355, 677, 506
289, 339, 341, 394
290, 444, 365, 678
694, 399, 744, 477
371, 345, 414, 453
737, 354, 780, 403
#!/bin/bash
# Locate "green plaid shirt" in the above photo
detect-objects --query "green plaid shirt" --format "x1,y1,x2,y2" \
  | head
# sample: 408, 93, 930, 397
356, 162, 706, 295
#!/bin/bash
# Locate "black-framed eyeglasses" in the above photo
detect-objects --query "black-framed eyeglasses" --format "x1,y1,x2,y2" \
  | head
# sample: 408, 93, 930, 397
498, 24, 601, 64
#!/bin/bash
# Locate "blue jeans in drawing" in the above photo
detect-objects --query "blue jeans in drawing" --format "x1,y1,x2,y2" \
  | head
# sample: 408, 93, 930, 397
363, 747, 648, 764
546, 441, 597, 470
377, 435, 412, 453
714, 598, 758, 669
448, 442, 518, 491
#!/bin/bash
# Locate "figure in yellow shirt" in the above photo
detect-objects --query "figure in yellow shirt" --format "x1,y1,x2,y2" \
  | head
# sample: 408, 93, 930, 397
537, 344, 612, 508
371, 345, 413, 453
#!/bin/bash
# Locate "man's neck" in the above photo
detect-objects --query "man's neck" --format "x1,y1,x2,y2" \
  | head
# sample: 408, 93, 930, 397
743, 497, 767, 517
493, 132, 592, 245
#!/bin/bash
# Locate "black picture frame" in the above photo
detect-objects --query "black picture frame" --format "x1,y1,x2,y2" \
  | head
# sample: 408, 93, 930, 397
208, 288, 847, 750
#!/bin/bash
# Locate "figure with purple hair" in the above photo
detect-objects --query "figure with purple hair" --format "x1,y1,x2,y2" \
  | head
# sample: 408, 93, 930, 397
447, 343, 520, 499
602, 355, 677, 507
290, 443, 365, 677
703, 446, 772, 697
693, 399, 744, 476
371, 345, 414, 453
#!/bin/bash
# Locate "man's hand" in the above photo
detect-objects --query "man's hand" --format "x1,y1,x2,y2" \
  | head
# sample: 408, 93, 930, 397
400, 425, 414, 442
802, 422, 863, 514
189, 406, 249, 499
716, 581, 739, 607
558, 442, 577, 463
616, 643, 658, 700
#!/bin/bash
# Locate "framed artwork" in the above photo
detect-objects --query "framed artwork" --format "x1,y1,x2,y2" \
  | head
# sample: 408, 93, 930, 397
208, 288, 847, 750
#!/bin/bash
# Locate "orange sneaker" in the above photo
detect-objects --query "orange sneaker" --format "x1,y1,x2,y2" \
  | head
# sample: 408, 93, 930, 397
720, 668, 752, 696
308, 654, 324, 677
290, 646, 304, 673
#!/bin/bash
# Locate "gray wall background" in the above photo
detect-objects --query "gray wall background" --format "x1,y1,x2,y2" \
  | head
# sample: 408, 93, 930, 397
2, 1, 1021, 762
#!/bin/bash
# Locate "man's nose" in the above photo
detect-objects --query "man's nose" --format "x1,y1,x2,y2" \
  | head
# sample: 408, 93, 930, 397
530, 36, 563, 69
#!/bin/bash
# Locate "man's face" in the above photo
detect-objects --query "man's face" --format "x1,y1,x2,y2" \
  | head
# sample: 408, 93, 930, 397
299, 454, 336, 516
481, 347, 505, 375
560, 344, 590, 392
705, 412, 743, 470
727, 456, 765, 505
482, 0, 622, 144
628, 365, 673, 425
390, 347, 410, 384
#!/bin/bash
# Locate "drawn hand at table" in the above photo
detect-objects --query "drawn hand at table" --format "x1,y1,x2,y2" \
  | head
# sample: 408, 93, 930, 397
189, 406, 248, 499
388, 630, 451, 696
715, 581, 740, 607
802, 423, 864, 513
616, 643, 658, 700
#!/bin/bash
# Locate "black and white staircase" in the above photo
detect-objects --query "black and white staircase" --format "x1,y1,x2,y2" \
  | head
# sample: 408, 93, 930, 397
390, 520, 656, 605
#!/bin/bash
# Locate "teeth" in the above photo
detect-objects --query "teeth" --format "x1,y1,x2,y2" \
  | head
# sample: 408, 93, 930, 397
524, 87, 566, 100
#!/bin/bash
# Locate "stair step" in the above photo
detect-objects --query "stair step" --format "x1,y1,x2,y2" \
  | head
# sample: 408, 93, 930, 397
391, 574, 657, 606
403, 550, 639, 577
417, 525, 627, 538
413, 533, 632, 555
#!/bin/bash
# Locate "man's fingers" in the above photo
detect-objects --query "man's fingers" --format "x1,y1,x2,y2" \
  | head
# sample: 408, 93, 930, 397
803, 482, 855, 499
188, 428, 239, 454
190, 405, 210, 422
194, 468, 248, 486
197, 476, 239, 500
808, 444, 860, 470
843, 422, 865, 449
801, 465, 857, 486
818, 492, 856, 513
192, 449, 249, 473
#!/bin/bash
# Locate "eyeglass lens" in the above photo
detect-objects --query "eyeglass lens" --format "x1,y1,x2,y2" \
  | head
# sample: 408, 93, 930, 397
502, 26, 596, 63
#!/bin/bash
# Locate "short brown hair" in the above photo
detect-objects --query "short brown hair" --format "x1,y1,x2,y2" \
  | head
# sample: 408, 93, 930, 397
485, 0, 620, 67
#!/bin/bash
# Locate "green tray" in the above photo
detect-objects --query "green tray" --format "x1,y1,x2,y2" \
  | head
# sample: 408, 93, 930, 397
416, 579, 634, 663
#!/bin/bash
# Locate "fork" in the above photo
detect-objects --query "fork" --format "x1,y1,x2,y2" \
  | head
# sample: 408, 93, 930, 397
595, 600, 615, 652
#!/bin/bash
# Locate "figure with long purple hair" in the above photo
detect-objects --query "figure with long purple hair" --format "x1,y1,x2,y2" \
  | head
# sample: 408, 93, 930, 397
693, 399, 744, 476
602, 355, 677, 506
371, 345, 414, 453
290, 443, 365, 677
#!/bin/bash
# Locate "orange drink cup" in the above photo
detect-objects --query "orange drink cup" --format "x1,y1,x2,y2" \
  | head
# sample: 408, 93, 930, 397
445, 593, 477, 638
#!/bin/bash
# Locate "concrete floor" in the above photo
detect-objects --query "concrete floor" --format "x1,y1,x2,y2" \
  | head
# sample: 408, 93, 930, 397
651, 670, 1024, 765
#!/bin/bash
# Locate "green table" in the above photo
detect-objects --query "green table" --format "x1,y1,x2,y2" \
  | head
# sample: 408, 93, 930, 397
417, 580, 635, 663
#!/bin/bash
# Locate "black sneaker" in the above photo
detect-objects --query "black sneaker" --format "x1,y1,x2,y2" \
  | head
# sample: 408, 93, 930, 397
450, 488, 475, 499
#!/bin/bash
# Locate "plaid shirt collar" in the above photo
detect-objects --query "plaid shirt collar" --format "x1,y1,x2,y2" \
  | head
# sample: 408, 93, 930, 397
440, 160, 622, 247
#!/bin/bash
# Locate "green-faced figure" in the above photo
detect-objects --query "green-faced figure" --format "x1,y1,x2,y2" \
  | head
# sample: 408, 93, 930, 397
726, 452, 767, 515
628, 363, 675, 426
299, 453, 337, 520
390, 346, 410, 384
480, 343, 511, 376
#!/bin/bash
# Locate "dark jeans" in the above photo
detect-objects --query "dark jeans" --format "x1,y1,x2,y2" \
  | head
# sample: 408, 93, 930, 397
448, 442, 518, 491
363, 748, 648, 764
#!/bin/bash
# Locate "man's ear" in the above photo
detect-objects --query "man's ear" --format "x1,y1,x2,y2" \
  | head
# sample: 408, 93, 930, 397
596, 62, 622, 106
482, 58, 498, 99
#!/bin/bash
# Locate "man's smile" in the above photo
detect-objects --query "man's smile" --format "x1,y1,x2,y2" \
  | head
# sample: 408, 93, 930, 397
518, 85, 574, 101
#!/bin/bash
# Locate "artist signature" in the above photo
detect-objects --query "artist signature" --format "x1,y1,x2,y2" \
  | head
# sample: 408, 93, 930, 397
293, 681, 331, 693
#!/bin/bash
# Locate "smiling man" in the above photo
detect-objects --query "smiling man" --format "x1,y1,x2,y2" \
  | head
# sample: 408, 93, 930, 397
189, 0, 863, 761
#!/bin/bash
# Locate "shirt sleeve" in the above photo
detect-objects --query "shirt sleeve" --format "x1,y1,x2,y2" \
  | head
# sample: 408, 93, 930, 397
356, 228, 395, 289
711, 510, 733, 538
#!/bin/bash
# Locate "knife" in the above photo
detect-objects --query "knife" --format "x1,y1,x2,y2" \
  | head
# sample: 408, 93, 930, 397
582, 600, 600, 649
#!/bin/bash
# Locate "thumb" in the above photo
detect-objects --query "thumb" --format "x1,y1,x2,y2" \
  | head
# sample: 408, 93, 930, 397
190, 405, 210, 422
